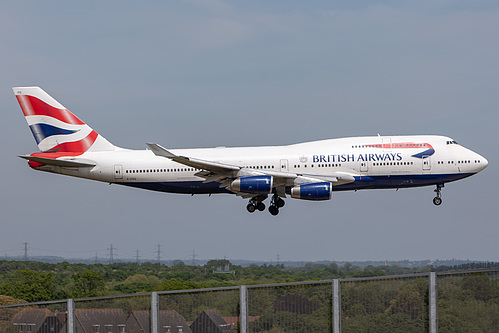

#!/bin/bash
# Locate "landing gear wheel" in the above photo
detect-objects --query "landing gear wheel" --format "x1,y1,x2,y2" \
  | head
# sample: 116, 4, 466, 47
247, 195, 268, 214
433, 184, 444, 206
276, 198, 285, 208
247, 204, 256, 213
268, 193, 283, 215
269, 206, 279, 216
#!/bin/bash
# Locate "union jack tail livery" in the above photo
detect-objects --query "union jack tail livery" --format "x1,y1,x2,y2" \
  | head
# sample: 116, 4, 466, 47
13, 87, 117, 154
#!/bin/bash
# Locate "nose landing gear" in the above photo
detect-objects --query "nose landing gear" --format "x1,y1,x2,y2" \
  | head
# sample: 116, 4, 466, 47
433, 184, 444, 206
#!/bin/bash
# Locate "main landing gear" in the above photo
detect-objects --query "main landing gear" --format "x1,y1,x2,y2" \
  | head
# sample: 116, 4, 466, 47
268, 194, 285, 216
433, 184, 444, 206
246, 194, 285, 216
246, 195, 267, 213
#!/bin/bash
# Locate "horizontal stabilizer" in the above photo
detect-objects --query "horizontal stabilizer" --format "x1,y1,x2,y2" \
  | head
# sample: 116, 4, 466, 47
18, 155, 96, 168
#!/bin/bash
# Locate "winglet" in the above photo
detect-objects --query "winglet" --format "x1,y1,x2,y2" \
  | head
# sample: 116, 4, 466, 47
146, 143, 176, 158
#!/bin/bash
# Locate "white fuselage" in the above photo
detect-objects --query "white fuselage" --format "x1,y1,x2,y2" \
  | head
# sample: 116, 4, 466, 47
34, 135, 487, 195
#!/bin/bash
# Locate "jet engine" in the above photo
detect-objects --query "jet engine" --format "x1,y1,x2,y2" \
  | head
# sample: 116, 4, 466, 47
291, 182, 332, 201
230, 175, 273, 194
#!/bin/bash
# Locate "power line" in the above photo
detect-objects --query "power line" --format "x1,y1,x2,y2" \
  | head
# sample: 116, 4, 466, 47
28, 246, 96, 254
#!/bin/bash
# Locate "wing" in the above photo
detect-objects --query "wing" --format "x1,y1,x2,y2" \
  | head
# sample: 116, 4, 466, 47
146, 143, 356, 197
146, 143, 239, 173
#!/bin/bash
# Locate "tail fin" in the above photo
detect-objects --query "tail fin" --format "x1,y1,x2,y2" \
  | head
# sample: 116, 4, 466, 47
13, 86, 117, 153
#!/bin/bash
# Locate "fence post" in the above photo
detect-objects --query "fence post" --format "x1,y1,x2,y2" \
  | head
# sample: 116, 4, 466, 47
240, 285, 248, 333
333, 279, 341, 333
429, 272, 438, 333
67, 299, 74, 333
151, 292, 159, 333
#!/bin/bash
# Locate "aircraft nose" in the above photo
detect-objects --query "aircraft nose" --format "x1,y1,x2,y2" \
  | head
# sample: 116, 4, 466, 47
481, 156, 488, 170
474, 153, 488, 172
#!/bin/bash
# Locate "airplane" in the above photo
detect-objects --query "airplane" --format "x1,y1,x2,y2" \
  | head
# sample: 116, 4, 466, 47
13, 86, 488, 216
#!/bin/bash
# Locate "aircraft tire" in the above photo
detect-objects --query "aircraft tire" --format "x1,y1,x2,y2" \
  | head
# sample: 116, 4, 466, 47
257, 202, 266, 211
269, 206, 279, 216
276, 198, 285, 208
247, 204, 256, 213
433, 197, 442, 206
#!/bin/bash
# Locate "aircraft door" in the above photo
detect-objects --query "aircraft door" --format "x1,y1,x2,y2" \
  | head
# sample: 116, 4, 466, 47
280, 159, 289, 172
360, 161, 368, 172
114, 165, 123, 179
422, 156, 431, 171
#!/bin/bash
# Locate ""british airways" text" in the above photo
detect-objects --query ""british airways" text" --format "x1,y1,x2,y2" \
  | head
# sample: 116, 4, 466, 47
312, 153, 403, 163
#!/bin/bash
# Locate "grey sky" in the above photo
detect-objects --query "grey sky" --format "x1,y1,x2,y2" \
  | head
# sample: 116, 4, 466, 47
1, 1, 497, 263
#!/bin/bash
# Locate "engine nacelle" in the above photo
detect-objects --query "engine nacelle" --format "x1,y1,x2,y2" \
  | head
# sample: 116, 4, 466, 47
291, 182, 332, 201
230, 175, 273, 194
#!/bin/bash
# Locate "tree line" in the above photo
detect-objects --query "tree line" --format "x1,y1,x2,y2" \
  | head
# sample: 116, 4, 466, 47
0, 259, 497, 303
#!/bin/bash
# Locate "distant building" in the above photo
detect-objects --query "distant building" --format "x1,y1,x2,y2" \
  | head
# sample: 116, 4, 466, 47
212, 265, 235, 275
60, 309, 127, 333
12, 308, 63, 333
127, 310, 191, 333
190, 310, 234, 333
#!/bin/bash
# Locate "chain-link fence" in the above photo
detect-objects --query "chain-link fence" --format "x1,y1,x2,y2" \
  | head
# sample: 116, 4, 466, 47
1, 269, 498, 333
158, 287, 240, 332
247, 281, 332, 332
340, 274, 429, 333
437, 269, 499, 332
73, 293, 151, 333
0, 301, 67, 333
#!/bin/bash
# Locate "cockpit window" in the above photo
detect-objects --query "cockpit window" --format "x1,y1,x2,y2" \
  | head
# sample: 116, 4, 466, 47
446, 140, 459, 145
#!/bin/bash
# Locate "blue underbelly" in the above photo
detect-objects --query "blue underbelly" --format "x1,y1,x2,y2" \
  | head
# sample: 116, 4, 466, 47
120, 181, 230, 194
118, 173, 474, 194
334, 173, 474, 191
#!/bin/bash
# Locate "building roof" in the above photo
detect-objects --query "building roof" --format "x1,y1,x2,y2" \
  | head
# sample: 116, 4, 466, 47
190, 310, 234, 333
127, 310, 191, 333
12, 308, 63, 333
12, 308, 53, 324
74, 308, 127, 333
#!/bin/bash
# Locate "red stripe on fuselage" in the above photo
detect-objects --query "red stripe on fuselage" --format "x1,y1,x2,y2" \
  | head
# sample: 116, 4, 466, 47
365, 142, 433, 149
16, 95, 85, 125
